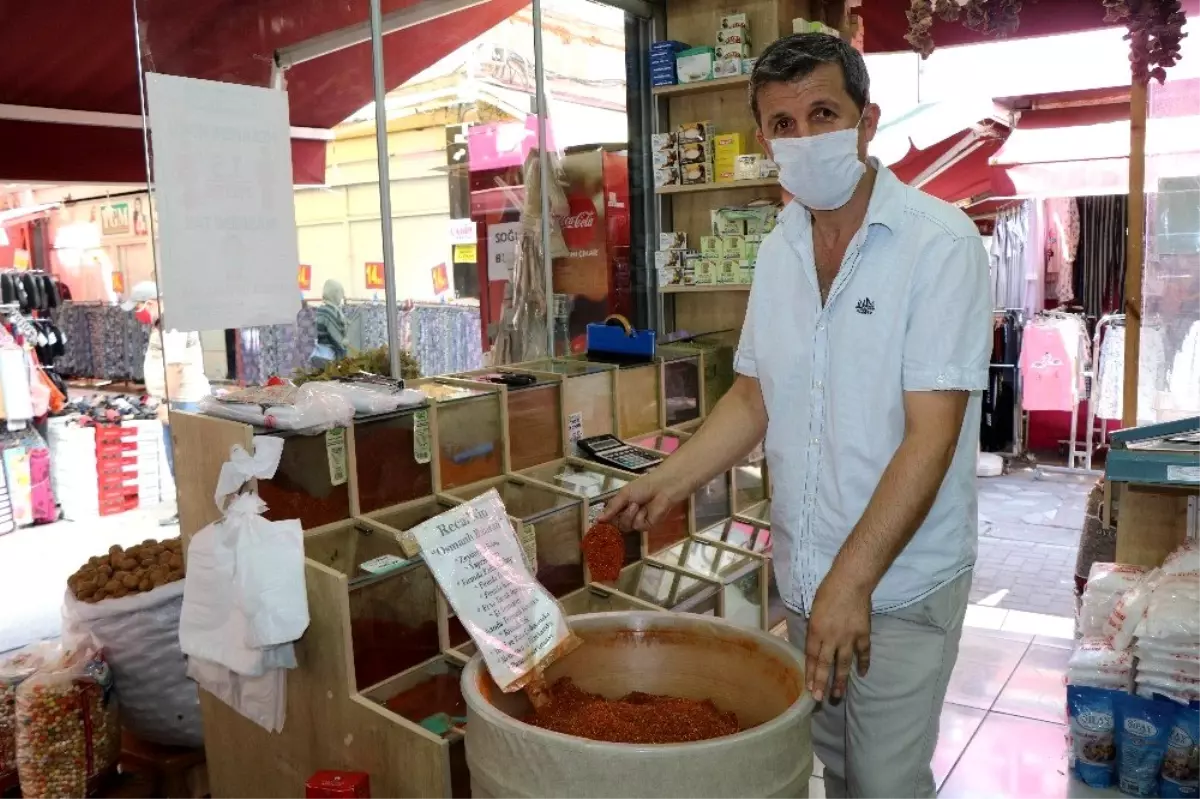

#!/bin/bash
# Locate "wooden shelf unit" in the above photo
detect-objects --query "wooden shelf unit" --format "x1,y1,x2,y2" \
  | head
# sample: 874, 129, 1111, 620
651, 74, 750, 97
661, 283, 752, 294
656, 177, 780, 195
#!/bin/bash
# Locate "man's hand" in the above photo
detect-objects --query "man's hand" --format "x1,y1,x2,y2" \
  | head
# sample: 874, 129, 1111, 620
805, 568, 872, 702
598, 472, 682, 533
156, 403, 170, 424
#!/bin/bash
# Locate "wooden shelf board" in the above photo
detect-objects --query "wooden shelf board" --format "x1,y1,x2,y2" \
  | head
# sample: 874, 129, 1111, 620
651, 75, 750, 97
661, 284, 753, 294
657, 178, 779, 195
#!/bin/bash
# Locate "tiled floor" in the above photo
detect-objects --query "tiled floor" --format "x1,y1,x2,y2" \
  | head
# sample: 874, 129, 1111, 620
805, 605, 1119, 799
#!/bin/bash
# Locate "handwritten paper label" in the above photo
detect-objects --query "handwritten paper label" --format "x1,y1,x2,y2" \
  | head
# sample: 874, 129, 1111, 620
326, 428, 347, 486
520, 523, 538, 573
567, 411, 583, 454
410, 490, 578, 692
413, 410, 431, 464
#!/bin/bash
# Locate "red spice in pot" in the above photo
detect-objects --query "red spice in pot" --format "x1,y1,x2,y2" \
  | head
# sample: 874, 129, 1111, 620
582, 523, 624, 582
525, 677, 740, 744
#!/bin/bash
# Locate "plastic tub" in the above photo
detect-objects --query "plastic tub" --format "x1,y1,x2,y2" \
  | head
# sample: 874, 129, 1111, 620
461, 611, 814, 798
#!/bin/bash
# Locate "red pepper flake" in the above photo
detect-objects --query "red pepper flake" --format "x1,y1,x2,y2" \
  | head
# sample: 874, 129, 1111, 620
582, 522, 625, 582
525, 677, 740, 744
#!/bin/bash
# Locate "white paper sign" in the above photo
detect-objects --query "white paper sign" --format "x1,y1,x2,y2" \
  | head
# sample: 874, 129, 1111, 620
410, 490, 578, 691
1167, 465, 1200, 483
487, 222, 522, 282
146, 73, 302, 331
448, 218, 477, 246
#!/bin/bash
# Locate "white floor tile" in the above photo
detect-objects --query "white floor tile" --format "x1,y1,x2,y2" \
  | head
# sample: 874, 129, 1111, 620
992, 644, 1071, 724
1000, 610, 1075, 640
938, 712, 1070, 798
964, 603, 1008, 631
945, 629, 1029, 711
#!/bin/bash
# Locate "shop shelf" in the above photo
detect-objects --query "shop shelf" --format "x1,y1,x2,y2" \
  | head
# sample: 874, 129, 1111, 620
351, 405, 435, 515
660, 283, 753, 293
656, 178, 779, 195
651, 73, 750, 97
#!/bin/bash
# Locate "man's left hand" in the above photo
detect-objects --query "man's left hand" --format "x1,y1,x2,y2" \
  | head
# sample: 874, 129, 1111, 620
805, 569, 872, 702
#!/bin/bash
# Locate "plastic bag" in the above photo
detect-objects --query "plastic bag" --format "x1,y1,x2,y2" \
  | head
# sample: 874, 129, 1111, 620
1070, 638, 1135, 678
305, 382, 425, 416
1116, 693, 1175, 797
1069, 684, 1119, 788
1136, 640, 1200, 662
15, 644, 120, 798
1141, 575, 1200, 643
1138, 673, 1200, 704
1081, 563, 1148, 638
61, 581, 201, 748
0, 644, 56, 784
1139, 657, 1200, 681
199, 383, 354, 433
1162, 542, 1200, 577
1105, 569, 1162, 650
1161, 700, 1200, 798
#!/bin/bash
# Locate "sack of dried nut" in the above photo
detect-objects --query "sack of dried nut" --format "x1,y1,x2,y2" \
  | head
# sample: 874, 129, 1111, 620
0, 644, 55, 789
14, 644, 120, 798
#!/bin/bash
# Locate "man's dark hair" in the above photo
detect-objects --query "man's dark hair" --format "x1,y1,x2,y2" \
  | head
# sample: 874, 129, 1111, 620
749, 33, 870, 125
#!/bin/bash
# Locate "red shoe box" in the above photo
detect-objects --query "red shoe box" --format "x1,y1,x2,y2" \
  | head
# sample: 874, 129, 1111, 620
305, 771, 370, 798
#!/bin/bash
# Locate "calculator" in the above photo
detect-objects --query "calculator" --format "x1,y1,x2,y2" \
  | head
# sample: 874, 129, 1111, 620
577, 434, 664, 472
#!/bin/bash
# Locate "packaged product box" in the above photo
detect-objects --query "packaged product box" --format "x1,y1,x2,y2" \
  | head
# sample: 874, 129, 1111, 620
700, 236, 724, 258
760, 159, 780, 179
681, 162, 711, 185
654, 166, 680, 188
651, 39, 690, 53
721, 235, 747, 259
682, 252, 700, 284
713, 57, 742, 79
678, 120, 715, 143
716, 28, 749, 46
654, 249, 684, 269
653, 149, 679, 169
694, 259, 717, 285
657, 266, 683, 286
711, 209, 747, 236
651, 69, 678, 87
660, 232, 687, 250
716, 43, 750, 59
738, 260, 755, 284
651, 132, 678, 151
742, 57, 757, 74
714, 133, 743, 161
745, 234, 763, 263
716, 257, 740, 284
678, 139, 714, 165
720, 13, 749, 29
734, 154, 762, 181
676, 47, 715, 83
715, 165, 737, 183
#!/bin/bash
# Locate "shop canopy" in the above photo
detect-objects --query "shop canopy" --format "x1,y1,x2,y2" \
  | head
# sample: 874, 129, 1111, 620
0, 0, 528, 185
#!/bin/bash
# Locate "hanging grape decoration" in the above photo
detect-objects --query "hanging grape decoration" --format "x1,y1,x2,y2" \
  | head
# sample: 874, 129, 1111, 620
903, 0, 1187, 84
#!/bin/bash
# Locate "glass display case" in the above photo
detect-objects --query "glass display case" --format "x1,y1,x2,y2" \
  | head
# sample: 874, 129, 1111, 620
649, 537, 769, 630
445, 477, 585, 598
610, 559, 721, 615
560, 584, 663, 615
352, 406, 435, 514
732, 447, 769, 513
359, 496, 458, 559
739, 499, 771, 526
451, 369, 566, 471
258, 428, 351, 529
304, 522, 440, 690
628, 428, 730, 545
417, 380, 505, 491
676, 331, 738, 415
566, 354, 661, 439
659, 345, 703, 428
509, 359, 617, 448
696, 517, 772, 556
627, 431, 686, 455
520, 458, 640, 569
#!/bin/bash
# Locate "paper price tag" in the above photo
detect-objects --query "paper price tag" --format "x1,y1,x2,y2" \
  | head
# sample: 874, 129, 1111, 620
413, 409, 431, 464
359, 554, 407, 575
520, 523, 538, 573
587, 501, 606, 525
1167, 465, 1200, 483
326, 428, 348, 486
567, 411, 583, 454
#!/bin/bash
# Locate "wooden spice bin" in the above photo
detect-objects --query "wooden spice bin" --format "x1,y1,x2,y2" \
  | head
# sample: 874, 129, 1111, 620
705, 512, 786, 629
648, 537, 771, 631
658, 345, 704, 428
449, 369, 567, 472
412, 378, 507, 491
356, 495, 458, 560
508, 358, 618, 449
351, 405, 435, 515
566, 354, 661, 439
609, 559, 723, 616
632, 429, 730, 551
673, 331, 738, 416
256, 427, 352, 529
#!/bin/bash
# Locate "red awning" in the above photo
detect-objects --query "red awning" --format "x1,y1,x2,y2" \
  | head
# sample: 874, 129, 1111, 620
0, 0, 528, 184
858, 0, 1122, 54
920, 135, 1007, 205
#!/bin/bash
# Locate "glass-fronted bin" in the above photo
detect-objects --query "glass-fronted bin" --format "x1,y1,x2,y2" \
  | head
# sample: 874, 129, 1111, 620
609, 559, 722, 615
352, 406, 436, 515
627, 428, 730, 549
658, 345, 703, 428
733, 442, 770, 514
450, 369, 566, 472
444, 477, 585, 598
648, 537, 770, 631
257, 427, 352, 529
414, 379, 505, 491
357, 496, 458, 559
566, 354, 661, 439
519, 459, 641, 569
304, 522, 441, 691
508, 359, 618, 449
684, 330, 738, 414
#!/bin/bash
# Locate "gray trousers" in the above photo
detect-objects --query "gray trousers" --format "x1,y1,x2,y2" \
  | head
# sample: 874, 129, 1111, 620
786, 571, 971, 799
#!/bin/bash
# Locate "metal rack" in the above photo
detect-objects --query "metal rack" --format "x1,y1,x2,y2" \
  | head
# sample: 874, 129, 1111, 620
1083, 312, 1125, 470
1030, 310, 1104, 480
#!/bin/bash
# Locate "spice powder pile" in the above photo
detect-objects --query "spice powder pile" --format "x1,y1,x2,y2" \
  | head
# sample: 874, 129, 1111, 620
581, 523, 624, 582
525, 677, 740, 744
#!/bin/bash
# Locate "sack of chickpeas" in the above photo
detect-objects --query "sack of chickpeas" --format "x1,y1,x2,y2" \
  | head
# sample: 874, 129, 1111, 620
15, 643, 120, 798
60, 538, 202, 749
1, 644, 57, 789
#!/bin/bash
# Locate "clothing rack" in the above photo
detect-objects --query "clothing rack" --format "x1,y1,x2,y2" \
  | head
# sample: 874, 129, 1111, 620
1028, 310, 1104, 480
1083, 312, 1125, 470
987, 308, 1025, 457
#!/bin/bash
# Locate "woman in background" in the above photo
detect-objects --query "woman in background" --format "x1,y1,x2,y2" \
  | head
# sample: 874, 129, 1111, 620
313, 279, 349, 367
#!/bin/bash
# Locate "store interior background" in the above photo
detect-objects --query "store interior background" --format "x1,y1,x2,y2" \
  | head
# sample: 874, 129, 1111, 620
0, 0, 1197, 796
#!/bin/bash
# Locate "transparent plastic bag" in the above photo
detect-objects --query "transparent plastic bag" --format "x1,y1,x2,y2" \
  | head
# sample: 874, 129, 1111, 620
0, 643, 57, 784
1161, 542, 1200, 577
199, 383, 354, 433
15, 644, 120, 798
1104, 569, 1162, 650
1137, 656, 1200, 681
1080, 563, 1148, 638
1070, 638, 1135, 678
1141, 574, 1200, 643
305, 382, 425, 416
61, 582, 201, 748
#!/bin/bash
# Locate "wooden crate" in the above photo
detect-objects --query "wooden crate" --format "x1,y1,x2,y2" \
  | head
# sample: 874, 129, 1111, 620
356, 495, 458, 560
411, 378, 507, 492
350, 405, 435, 515
508, 358, 619, 451
258, 428, 352, 529
449, 368, 567, 472
658, 345, 705, 428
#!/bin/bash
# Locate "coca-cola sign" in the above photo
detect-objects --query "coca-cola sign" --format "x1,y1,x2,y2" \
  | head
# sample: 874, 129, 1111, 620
559, 196, 598, 251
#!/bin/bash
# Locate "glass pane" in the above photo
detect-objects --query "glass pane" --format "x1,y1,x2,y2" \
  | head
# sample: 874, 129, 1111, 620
522, 460, 630, 498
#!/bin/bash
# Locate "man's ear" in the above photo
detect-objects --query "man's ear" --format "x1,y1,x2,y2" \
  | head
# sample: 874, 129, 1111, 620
756, 128, 772, 158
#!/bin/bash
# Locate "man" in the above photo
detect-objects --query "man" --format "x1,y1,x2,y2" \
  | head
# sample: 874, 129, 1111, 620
130, 281, 211, 525
601, 33, 991, 798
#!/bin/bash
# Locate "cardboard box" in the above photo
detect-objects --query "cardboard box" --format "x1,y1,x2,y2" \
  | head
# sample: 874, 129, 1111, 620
658, 266, 683, 286
676, 47, 715, 83
713, 56, 742, 79
660, 232, 687, 250
738, 260, 755, 284
717, 258, 741, 284
734, 154, 762, 181
716, 28, 750, 46
716, 43, 750, 59
720, 13, 749, 29
651, 133, 678, 152
743, 57, 757, 74
711, 209, 747, 236
678, 120, 715, 143
700, 236, 724, 258
714, 133, 743, 159
654, 166, 680, 188
653, 149, 679, 169
721, 235, 748, 259
680, 162, 711, 184
655, 249, 684, 269
694, 259, 717, 284
678, 139, 714, 165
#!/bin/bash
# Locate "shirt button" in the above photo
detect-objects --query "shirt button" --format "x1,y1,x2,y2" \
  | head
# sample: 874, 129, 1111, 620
815, 380, 824, 389
810, 438, 819, 445
817, 323, 826, 331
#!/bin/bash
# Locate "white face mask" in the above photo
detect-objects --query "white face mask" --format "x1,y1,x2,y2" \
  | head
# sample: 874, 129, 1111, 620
768, 117, 866, 211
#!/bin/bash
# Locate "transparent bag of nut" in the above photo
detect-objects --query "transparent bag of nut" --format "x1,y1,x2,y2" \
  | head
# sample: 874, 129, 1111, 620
15, 643, 120, 798
0, 643, 57, 786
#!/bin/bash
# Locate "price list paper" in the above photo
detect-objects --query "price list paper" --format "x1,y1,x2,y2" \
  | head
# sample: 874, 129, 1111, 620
410, 490, 579, 692
145, 73, 302, 331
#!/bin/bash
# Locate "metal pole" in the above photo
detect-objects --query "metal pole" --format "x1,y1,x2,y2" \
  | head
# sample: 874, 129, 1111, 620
368, 0, 403, 378
532, 0, 555, 357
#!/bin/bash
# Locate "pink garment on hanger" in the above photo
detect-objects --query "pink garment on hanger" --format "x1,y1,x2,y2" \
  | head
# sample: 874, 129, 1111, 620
1044, 197, 1080, 304
1020, 324, 1077, 411
29, 448, 55, 524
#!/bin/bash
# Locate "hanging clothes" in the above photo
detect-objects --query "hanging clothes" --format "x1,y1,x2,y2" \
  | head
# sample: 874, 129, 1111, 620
989, 204, 1030, 311
981, 310, 1024, 452
1023, 199, 1046, 319
1166, 320, 1200, 416
1020, 314, 1089, 412
1044, 197, 1081, 305
1074, 196, 1128, 318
